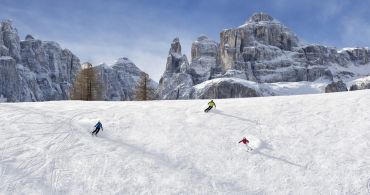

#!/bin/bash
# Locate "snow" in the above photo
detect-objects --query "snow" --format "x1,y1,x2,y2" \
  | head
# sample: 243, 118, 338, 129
194, 77, 260, 91
346, 75, 370, 88
238, 18, 282, 28
265, 81, 329, 95
194, 77, 330, 96
338, 47, 369, 53
1, 90, 370, 194
0, 56, 14, 60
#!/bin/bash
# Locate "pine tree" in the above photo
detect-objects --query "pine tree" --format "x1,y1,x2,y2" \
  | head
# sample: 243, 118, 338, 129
71, 62, 103, 101
134, 72, 155, 101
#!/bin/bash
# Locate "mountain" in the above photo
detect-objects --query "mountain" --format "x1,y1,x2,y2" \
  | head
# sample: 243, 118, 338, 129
0, 20, 81, 102
95, 57, 158, 101
158, 12, 370, 99
0, 20, 157, 102
3, 13, 370, 102
157, 38, 194, 99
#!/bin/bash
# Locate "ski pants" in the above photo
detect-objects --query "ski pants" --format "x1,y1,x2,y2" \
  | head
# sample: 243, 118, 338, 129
92, 127, 101, 135
245, 144, 253, 150
204, 106, 213, 112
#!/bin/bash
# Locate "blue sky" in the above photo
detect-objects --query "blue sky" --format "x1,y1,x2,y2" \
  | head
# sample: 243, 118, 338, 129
1, 0, 370, 81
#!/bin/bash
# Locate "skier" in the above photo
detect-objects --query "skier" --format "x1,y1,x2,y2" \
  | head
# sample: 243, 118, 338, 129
92, 121, 103, 136
204, 100, 216, 113
239, 137, 253, 151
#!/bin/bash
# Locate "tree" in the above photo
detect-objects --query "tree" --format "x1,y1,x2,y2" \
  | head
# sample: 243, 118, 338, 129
71, 62, 103, 101
134, 72, 155, 101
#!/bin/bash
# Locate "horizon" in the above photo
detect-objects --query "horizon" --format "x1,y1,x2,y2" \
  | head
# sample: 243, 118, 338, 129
1, 0, 370, 82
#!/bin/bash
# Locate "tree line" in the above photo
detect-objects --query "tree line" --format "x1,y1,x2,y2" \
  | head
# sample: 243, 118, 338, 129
71, 62, 155, 101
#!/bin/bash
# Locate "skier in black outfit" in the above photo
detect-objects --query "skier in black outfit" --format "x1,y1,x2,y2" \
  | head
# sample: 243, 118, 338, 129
92, 121, 103, 136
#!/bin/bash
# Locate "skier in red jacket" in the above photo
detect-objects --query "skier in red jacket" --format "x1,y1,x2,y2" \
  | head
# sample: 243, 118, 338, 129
239, 137, 253, 151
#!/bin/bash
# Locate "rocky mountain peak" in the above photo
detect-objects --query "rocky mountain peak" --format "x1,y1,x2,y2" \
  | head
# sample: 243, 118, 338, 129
115, 57, 134, 65
0, 19, 15, 31
95, 57, 158, 101
25, 34, 35, 40
113, 57, 141, 74
0, 18, 81, 102
196, 35, 209, 42
169, 37, 181, 54
159, 12, 370, 100
191, 35, 218, 60
247, 12, 274, 23
0, 19, 21, 62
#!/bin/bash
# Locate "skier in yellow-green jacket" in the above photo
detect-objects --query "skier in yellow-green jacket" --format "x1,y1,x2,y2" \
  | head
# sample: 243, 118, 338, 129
204, 100, 216, 113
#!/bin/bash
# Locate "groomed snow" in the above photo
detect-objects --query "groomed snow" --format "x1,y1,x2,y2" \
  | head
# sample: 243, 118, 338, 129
1, 90, 370, 194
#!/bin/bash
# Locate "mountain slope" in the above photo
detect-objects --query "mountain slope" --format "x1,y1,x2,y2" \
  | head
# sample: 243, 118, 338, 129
0, 91, 369, 194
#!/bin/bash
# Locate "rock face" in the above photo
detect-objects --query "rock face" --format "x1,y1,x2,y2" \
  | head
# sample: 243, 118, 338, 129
219, 13, 338, 83
95, 58, 158, 101
157, 38, 194, 99
344, 48, 370, 65
0, 57, 20, 101
188, 35, 220, 85
158, 12, 370, 99
0, 20, 157, 102
325, 80, 348, 93
350, 82, 370, 91
1, 20, 21, 62
0, 20, 81, 102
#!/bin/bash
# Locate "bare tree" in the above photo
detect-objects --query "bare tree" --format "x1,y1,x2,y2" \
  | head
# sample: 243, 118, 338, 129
134, 72, 155, 101
71, 62, 103, 101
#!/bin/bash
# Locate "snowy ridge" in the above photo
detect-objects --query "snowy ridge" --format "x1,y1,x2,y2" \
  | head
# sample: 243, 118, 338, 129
194, 77, 330, 97
1, 91, 369, 194
194, 77, 269, 96
338, 47, 370, 53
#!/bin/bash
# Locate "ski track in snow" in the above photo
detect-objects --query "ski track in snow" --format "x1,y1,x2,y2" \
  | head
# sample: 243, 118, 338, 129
0, 91, 370, 194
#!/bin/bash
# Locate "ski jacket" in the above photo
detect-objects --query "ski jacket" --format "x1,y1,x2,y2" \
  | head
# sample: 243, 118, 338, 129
95, 122, 103, 129
208, 101, 216, 107
239, 137, 249, 144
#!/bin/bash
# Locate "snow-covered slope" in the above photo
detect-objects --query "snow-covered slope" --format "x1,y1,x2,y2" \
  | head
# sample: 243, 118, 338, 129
0, 91, 370, 194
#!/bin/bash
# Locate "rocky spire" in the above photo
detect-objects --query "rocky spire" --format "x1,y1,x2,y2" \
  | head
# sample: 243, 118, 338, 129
157, 37, 194, 100
169, 37, 181, 54
165, 38, 189, 73
0, 19, 21, 62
